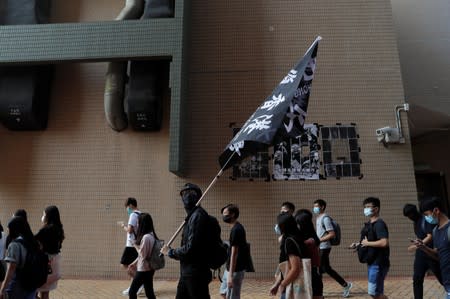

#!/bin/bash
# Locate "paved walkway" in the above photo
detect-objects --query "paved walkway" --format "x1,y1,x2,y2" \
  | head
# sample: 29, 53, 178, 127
50, 277, 444, 298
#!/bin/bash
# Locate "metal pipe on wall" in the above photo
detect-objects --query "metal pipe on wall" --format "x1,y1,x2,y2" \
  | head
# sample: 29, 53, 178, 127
104, 0, 144, 131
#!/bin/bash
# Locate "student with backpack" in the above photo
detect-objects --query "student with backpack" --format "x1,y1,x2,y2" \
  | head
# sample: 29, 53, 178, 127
119, 197, 143, 296
414, 198, 450, 299
403, 203, 442, 299
349, 197, 390, 299
313, 199, 352, 298
0, 216, 43, 299
127, 213, 160, 299
35, 205, 65, 299
161, 183, 214, 299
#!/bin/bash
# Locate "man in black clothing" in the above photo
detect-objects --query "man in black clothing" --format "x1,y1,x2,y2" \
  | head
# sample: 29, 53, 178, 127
403, 203, 442, 299
219, 204, 249, 299
161, 183, 212, 299
350, 197, 390, 299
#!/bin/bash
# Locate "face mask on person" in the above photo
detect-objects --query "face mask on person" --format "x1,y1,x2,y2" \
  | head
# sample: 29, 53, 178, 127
41, 215, 46, 223
222, 215, 233, 223
181, 192, 198, 212
425, 213, 438, 225
364, 207, 373, 217
127, 207, 133, 216
313, 207, 321, 214
274, 224, 281, 235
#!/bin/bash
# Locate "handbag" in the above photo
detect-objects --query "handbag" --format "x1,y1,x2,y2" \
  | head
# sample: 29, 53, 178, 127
245, 242, 255, 272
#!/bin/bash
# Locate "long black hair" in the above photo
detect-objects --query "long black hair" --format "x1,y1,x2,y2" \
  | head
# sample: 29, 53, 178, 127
6, 216, 36, 250
135, 213, 158, 246
43, 205, 65, 244
295, 209, 320, 246
277, 212, 306, 256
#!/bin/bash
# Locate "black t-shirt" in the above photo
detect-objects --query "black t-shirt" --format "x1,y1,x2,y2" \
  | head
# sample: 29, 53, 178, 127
226, 222, 248, 272
35, 224, 64, 254
371, 219, 390, 266
414, 216, 436, 243
281, 235, 303, 262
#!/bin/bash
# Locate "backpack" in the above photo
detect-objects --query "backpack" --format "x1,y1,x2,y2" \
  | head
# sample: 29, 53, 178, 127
205, 215, 228, 270
147, 237, 165, 270
321, 215, 341, 246
14, 238, 50, 291
131, 211, 141, 239
357, 222, 378, 264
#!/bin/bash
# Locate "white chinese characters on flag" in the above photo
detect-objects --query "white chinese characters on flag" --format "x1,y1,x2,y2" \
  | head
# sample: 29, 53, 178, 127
219, 36, 322, 169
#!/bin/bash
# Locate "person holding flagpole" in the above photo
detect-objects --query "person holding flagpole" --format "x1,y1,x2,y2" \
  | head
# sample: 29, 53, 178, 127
161, 183, 212, 299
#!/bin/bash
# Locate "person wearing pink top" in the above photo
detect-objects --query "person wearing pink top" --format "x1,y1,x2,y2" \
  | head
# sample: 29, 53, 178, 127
128, 213, 159, 299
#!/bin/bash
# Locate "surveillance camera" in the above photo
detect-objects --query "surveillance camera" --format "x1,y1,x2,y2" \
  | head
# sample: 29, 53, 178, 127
376, 127, 402, 144
376, 127, 391, 136
403, 103, 409, 111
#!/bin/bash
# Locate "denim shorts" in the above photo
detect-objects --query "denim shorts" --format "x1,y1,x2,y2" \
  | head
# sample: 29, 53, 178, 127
367, 264, 389, 296
445, 285, 450, 299
219, 270, 245, 299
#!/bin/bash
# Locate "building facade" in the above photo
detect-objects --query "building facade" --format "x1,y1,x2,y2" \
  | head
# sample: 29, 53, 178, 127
0, 0, 421, 279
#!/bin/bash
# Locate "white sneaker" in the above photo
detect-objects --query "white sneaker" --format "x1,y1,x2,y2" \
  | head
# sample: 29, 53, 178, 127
343, 282, 353, 298
122, 287, 130, 296
137, 285, 145, 296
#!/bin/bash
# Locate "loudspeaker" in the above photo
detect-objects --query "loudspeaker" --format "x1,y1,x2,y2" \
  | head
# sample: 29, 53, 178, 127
126, 60, 169, 131
0, 65, 54, 130
0, 0, 51, 25
142, 0, 175, 18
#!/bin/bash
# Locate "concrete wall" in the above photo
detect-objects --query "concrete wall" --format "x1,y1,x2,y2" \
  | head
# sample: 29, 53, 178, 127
0, 0, 418, 279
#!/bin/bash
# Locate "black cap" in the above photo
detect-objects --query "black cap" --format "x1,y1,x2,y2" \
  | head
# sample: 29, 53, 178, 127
179, 183, 202, 198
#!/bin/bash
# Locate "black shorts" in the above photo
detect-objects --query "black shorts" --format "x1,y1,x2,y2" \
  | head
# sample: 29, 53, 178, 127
120, 247, 138, 266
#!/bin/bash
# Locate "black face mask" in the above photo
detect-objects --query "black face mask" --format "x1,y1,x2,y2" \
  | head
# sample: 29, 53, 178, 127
182, 193, 198, 212
222, 215, 233, 223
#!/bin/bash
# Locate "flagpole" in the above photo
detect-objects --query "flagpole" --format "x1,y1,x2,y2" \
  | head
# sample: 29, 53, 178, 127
164, 151, 237, 248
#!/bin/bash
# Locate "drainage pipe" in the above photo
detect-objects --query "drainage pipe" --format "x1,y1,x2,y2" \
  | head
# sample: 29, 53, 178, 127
104, 0, 144, 131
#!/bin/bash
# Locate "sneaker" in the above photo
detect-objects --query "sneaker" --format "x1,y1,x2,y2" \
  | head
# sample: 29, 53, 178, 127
137, 285, 145, 296
343, 282, 353, 298
122, 287, 130, 296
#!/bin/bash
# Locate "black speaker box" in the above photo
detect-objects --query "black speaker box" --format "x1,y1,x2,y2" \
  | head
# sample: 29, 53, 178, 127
142, 0, 175, 18
126, 60, 169, 131
0, 0, 51, 25
0, 65, 54, 130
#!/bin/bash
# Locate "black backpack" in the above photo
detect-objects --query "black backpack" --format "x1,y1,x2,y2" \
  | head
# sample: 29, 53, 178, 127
357, 222, 378, 264
14, 238, 50, 291
205, 215, 228, 270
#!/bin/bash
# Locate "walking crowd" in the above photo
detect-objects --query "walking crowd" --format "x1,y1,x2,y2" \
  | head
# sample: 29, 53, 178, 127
116, 183, 450, 299
0, 206, 64, 299
1, 185, 448, 299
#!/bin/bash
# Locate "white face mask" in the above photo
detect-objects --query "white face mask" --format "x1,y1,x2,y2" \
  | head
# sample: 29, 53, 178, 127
41, 214, 46, 223
364, 207, 373, 217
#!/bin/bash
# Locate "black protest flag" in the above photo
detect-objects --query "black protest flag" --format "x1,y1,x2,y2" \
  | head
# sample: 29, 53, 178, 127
219, 36, 322, 170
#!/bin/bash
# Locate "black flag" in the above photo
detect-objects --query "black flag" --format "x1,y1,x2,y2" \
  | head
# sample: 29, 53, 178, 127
219, 36, 321, 169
